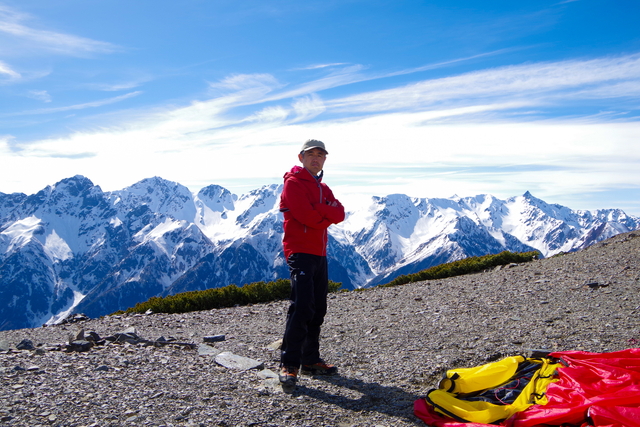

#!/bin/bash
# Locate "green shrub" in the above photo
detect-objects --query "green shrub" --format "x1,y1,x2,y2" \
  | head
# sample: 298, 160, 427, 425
120, 279, 343, 315
115, 250, 538, 316
381, 250, 539, 287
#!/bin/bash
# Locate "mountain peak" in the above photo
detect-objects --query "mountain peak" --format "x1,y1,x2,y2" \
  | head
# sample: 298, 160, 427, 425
53, 175, 96, 196
111, 177, 196, 223
197, 184, 236, 213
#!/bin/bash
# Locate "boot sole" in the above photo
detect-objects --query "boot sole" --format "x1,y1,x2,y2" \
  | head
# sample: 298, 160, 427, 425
279, 377, 297, 392
301, 368, 338, 376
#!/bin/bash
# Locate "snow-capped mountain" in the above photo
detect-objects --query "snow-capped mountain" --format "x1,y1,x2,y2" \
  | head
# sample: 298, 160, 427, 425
1, 176, 638, 331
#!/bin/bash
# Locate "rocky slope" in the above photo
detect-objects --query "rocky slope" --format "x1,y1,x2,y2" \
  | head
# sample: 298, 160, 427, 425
1, 231, 639, 427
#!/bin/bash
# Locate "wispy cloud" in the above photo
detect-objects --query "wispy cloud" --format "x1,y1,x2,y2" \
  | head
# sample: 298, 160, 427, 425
190, 53, 640, 126
5, 91, 142, 116
382, 48, 527, 79
210, 73, 281, 93
244, 93, 327, 124
290, 63, 349, 71
327, 54, 640, 114
281, 51, 523, 103
0, 4, 119, 56
290, 94, 326, 123
86, 81, 146, 92
0, 59, 20, 80
26, 89, 51, 102
262, 64, 367, 103
256, 49, 633, 116
246, 105, 290, 123
208, 73, 283, 108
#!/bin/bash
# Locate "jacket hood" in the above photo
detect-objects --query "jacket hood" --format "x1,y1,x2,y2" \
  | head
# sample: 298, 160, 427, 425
284, 165, 323, 183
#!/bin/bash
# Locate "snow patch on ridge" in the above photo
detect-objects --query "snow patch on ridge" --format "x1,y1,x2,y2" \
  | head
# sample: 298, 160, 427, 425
46, 289, 86, 326
1, 216, 43, 253
44, 230, 73, 261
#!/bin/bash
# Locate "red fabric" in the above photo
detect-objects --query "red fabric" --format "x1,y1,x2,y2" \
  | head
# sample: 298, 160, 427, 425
414, 348, 640, 427
588, 405, 640, 427
280, 165, 344, 258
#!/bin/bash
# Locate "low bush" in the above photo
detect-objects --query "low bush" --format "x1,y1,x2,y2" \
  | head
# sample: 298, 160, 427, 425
116, 250, 538, 316
381, 250, 539, 287
120, 279, 342, 315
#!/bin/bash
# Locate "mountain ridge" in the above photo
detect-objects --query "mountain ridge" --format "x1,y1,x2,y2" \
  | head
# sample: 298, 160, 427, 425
1, 175, 639, 331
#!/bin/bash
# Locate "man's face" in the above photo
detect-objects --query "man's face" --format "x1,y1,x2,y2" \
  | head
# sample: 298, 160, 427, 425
298, 148, 327, 176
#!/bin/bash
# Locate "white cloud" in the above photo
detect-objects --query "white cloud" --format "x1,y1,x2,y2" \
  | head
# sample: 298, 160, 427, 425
0, 4, 119, 56
291, 63, 349, 71
328, 54, 640, 113
209, 73, 281, 93
86, 81, 147, 92
6, 91, 142, 116
290, 94, 326, 123
1, 52, 640, 215
0, 59, 20, 80
246, 105, 290, 123
267, 64, 366, 102
26, 89, 51, 102
382, 48, 525, 79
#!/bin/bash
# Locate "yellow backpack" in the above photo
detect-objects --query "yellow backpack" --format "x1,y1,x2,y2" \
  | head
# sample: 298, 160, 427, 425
424, 355, 561, 424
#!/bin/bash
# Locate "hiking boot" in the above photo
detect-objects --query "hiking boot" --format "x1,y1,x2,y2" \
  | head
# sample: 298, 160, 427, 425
279, 365, 299, 388
301, 360, 338, 375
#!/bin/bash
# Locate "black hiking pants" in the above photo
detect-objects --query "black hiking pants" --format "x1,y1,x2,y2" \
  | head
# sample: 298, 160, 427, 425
280, 252, 328, 367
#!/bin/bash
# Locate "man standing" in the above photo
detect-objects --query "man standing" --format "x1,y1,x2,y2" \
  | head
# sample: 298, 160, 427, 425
278, 139, 345, 388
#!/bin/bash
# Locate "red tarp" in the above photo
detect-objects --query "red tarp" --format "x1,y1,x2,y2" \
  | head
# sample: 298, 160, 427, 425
414, 348, 640, 427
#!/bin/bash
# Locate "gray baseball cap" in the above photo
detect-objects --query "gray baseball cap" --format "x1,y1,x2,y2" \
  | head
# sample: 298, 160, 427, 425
300, 139, 328, 154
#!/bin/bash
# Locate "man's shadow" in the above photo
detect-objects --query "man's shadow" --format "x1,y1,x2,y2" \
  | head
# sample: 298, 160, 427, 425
290, 374, 424, 424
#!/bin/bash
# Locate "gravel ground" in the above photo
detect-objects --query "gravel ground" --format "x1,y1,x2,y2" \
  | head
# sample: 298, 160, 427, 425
1, 231, 639, 427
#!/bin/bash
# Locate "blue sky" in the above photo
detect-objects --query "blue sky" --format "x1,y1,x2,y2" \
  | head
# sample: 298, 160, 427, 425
1, 1, 640, 215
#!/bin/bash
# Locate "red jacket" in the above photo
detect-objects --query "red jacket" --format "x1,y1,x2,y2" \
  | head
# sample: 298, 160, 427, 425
280, 166, 345, 258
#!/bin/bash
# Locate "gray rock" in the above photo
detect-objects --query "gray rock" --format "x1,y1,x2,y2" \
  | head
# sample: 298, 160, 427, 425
257, 369, 278, 379
86, 331, 103, 343
112, 333, 139, 344
266, 339, 282, 351
0, 339, 10, 351
203, 334, 226, 343
197, 343, 221, 357
113, 327, 141, 343
16, 339, 34, 350
59, 313, 90, 324
214, 351, 264, 371
67, 340, 92, 352
75, 328, 85, 341
122, 326, 138, 336
258, 377, 284, 393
